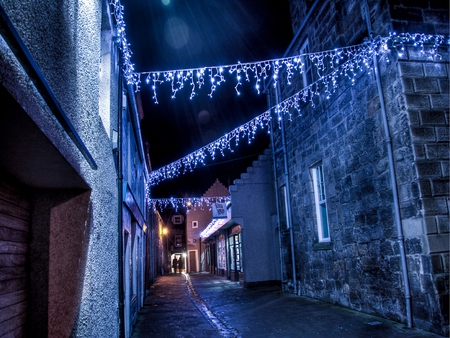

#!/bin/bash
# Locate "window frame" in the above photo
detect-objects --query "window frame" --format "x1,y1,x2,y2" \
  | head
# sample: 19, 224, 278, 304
311, 163, 330, 242
175, 234, 182, 247
299, 39, 312, 88
278, 185, 290, 229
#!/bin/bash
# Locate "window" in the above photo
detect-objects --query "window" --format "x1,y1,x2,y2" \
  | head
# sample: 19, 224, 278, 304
300, 39, 312, 88
172, 215, 183, 224
312, 164, 330, 242
218, 235, 226, 269
175, 234, 182, 247
278, 185, 290, 229
192, 221, 198, 228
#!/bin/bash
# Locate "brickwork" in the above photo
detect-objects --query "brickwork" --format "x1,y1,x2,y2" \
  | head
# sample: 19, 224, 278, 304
269, 0, 449, 334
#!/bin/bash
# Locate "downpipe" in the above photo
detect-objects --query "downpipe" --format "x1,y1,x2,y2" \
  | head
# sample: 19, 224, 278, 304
363, 0, 412, 328
268, 94, 285, 290
116, 73, 125, 338
275, 85, 297, 294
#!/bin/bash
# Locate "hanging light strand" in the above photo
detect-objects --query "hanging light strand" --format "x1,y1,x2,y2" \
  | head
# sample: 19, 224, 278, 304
136, 33, 445, 100
149, 110, 272, 186
148, 52, 369, 187
110, 0, 446, 92
150, 196, 231, 212
147, 32, 446, 188
110, 0, 140, 87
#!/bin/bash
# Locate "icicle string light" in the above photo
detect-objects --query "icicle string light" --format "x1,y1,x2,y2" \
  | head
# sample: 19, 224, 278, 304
150, 196, 231, 212
147, 33, 447, 188
110, 0, 446, 92
135, 33, 445, 100
149, 110, 272, 186
110, 0, 139, 87
148, 54, 362, 187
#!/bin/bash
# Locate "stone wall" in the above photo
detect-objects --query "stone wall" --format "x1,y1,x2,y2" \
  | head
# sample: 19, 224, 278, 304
270, 0, 449, 334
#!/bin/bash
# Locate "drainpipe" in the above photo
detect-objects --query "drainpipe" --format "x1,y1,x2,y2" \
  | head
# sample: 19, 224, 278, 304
267, 95, 285, 289
117, 72, 125, 337
199, 237, 202, 272
363, 0, 412, 328
275, 85, 297, 294
263, 0, 322, 294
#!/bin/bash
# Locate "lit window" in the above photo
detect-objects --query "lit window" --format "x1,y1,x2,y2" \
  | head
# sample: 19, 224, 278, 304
311, 164, 330, 242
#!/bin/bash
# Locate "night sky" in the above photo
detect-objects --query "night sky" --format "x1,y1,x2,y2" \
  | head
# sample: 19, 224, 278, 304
122, 0, 293, 198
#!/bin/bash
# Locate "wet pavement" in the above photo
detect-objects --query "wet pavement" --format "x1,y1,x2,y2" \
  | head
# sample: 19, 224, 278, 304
131, 272, 444, 338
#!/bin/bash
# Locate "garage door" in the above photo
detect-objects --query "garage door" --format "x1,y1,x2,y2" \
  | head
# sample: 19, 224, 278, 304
0, 178, 31, 337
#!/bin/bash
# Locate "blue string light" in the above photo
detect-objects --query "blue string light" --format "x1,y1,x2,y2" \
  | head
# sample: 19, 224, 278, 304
150, 196, 231, 212
111, 1, 447, 196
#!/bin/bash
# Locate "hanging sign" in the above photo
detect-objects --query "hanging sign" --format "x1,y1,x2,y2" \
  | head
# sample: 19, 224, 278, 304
212, 203, 227, 218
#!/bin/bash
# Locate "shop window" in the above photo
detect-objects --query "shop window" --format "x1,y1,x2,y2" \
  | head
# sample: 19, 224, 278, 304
218, 235, 226, 269
229, 226, 243, 273
311, 163, 330, 242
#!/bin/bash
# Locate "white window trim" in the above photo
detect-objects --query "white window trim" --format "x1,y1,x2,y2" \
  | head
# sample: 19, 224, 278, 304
300, 39, 312, 88
192, 221, 198, 228
312, 164, 330, 242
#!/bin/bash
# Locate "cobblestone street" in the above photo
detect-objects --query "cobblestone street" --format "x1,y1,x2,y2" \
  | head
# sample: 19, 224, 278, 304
131, 273, 444, 338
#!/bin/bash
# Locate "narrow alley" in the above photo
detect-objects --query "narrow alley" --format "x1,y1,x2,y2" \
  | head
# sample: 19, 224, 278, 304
131, 273, 443, 338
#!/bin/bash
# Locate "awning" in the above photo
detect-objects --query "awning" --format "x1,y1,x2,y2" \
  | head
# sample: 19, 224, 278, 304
200, 205, 236, 239
200, 217, 231, 239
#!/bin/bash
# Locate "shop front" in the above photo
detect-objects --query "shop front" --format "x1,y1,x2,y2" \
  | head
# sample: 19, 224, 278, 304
200, 203, 245, 282
228, 225, 243, 282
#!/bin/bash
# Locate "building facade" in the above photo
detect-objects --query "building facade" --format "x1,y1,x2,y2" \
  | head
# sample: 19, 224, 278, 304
267, 0, 448, 335
0, 1, 153, 337
229, 150, 280, 287
120, 89, 150, 337
186, 179, 229, 274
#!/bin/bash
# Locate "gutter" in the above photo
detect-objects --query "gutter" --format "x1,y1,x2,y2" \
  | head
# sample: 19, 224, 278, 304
363, 0, 412, 328
0, 4, 97, 170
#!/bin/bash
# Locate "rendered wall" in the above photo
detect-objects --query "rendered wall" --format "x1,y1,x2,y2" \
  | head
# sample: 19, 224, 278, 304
0, 0, 120, 336
230, 151, 279, 286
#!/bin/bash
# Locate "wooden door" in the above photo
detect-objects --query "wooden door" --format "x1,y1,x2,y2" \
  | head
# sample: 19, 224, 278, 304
189, 251, 196, 272
0, 178, 31, 337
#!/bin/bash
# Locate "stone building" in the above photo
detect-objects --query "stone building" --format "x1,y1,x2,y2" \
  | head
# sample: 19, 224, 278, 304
0, 1, 153, 337
266, 0, 448, 335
